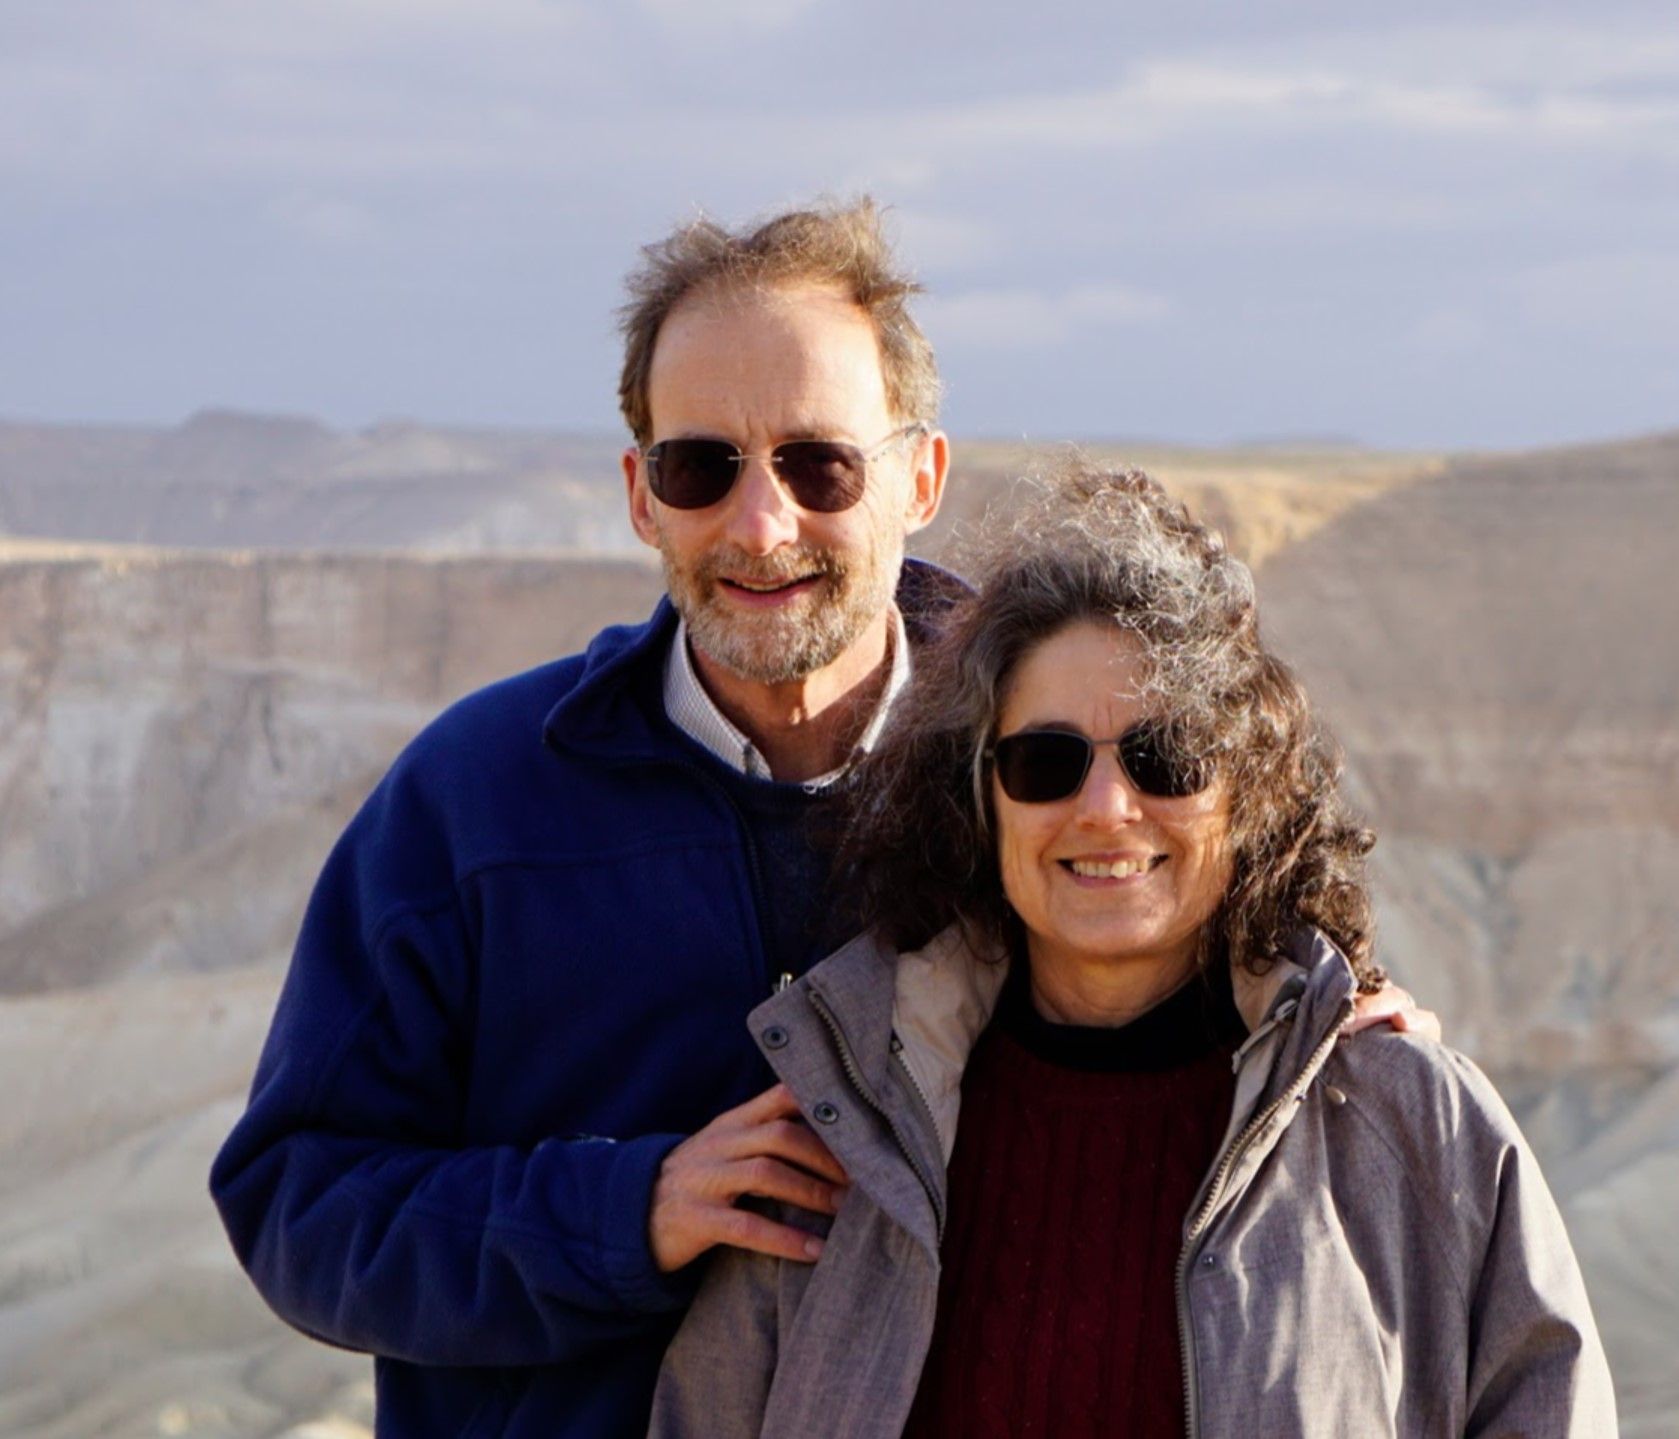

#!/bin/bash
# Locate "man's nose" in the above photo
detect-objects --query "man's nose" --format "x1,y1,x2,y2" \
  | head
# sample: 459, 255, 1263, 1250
720, 454, 803, 553
1075, 749, 1144, 826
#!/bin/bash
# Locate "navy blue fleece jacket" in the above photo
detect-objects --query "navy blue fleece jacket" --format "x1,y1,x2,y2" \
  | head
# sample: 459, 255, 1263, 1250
209, 562, 963, 1438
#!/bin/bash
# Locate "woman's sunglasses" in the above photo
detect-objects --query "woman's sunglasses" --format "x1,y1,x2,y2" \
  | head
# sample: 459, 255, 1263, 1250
642, 424, 925, 512
987, 722, 1213, 803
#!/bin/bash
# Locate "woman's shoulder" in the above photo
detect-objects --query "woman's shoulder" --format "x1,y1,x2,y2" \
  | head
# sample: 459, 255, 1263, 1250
1285, 930, 1531, 1178
1320, 1029, 1541, 1225
1330, 1028, 1525, 1146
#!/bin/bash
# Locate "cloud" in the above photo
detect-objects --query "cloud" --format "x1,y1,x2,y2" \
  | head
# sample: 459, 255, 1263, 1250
921, 284, 1170, 350
881, 19, 1679, 177
921, 47, 1679, 160
9, 8, 1675, 204
0, 0, 598, 181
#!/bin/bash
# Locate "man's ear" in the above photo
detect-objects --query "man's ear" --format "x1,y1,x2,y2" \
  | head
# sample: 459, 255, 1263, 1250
624, 446, 660, 549
902, 428, 950, 537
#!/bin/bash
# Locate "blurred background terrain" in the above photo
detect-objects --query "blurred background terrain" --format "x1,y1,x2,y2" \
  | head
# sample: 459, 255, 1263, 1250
0, 414, 1674, 1436
8, 3, 1679, 1432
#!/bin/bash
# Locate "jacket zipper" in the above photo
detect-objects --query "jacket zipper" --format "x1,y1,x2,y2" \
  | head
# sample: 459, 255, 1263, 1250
808, 990, 947, 1243
891, 1041, 943, 1164
1174, 996, 1352, 1439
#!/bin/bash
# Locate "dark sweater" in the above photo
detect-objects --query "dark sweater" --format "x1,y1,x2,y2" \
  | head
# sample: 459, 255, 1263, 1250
904, 964, 1245, 1439
695, 749, 842, 984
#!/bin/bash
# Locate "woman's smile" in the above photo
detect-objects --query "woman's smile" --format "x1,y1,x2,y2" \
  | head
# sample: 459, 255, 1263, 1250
1060, 852, 1168, 882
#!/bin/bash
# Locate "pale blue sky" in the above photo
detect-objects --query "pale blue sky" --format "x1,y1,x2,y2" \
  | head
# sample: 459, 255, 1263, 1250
4, 1, 1676, 447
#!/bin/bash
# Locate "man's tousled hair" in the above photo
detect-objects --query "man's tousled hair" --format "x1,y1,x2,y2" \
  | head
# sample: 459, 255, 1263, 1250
617, 197, 941, 445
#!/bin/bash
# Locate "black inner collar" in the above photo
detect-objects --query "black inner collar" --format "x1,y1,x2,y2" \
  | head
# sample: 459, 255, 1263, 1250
996, 951, 1247, 1073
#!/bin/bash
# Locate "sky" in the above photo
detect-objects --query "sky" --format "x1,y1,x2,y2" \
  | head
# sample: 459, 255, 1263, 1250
3, 1, 1676, 449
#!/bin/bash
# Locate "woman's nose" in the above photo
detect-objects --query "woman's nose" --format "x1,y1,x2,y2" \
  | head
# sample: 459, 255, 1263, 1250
1074, 749, 1144, 825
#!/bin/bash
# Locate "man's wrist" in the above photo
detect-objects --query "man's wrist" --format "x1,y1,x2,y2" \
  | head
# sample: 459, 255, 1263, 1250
594, 1131, 702, 1311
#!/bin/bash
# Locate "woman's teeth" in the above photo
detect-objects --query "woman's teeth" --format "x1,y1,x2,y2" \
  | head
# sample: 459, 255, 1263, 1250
1068, 857, 1157, 878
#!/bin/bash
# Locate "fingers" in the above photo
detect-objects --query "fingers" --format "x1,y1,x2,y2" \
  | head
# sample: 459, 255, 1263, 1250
649, 1165, 842, 1272
705, 1087, 848, 1184
1342, 984, 1405, 1035
706, 1207, 828, 1265
730, 1152, 848, 1216
730, 1081, 806, 1124
1341, 983, 1445, 1043
648, 1084, 851, 1272
653, 1151, 842, 1257
725, 1116, 850, 1185
1395, 1006, 1444, 1043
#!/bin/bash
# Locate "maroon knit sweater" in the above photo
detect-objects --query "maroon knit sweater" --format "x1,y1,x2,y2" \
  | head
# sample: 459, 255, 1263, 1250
903, 966, 1243, 1439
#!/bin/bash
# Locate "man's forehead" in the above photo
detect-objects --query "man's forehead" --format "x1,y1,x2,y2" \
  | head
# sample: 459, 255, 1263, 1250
646, 278, 894, 438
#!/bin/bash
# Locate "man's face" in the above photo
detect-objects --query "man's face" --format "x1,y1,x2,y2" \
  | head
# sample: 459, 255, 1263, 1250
624, 282, 944, 686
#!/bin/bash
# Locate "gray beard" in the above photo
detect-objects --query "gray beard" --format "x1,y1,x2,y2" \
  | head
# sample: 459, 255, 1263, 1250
658, 541, 898, 685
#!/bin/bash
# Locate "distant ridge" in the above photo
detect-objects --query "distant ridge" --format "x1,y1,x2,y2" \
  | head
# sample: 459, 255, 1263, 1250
0, 412, 634, 551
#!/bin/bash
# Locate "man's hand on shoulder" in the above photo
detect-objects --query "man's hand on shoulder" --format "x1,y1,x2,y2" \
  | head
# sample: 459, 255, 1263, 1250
650, 1083, 850, 1273
1342, 981, 1443, 1042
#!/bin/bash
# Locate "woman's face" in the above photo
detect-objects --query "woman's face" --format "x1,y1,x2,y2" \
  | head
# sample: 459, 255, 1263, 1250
993, 620, 1233, 991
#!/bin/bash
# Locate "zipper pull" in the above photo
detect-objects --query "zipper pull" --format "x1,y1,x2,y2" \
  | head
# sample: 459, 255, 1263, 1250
774, 971, 795, 995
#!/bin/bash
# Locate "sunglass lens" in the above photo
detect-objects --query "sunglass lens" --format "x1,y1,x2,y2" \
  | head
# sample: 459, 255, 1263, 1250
1121, 722, 1210, 798
647, 439, 740, 509
994, 731, 1093, 803
773, 441, 868, 512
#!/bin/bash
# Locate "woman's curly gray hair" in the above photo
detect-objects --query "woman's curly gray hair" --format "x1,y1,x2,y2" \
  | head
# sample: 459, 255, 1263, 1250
839, 464, 1383, 987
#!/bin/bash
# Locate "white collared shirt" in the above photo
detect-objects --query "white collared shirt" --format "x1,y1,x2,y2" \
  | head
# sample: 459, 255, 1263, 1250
662, 607, 912, 791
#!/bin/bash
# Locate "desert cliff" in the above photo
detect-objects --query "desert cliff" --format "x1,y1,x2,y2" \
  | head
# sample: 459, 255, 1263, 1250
1, 416, 1673, 1435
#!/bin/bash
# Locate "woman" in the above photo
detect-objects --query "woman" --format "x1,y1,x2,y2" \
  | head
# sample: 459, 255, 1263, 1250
649, 467, 1615, 1437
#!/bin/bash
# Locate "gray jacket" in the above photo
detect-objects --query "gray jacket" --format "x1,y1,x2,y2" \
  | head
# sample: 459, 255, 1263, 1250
650, 927, 1617, 1438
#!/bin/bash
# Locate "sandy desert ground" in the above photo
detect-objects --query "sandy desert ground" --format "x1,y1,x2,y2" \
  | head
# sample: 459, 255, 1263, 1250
1, 416, 1674, 1435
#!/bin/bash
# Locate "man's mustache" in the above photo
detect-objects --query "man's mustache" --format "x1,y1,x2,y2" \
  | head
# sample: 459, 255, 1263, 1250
694, 545, 847, 586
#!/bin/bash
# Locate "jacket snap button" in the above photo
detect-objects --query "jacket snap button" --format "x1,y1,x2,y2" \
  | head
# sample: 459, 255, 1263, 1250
812, 1102, 840, 1125
762, 1025, 790, 1050
1324, 1084, 1348, 1106
1201, 1253, 1219, 1269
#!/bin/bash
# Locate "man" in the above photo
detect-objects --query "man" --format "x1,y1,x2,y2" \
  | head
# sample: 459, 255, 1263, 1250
211, 199, 959, 1438
212, 199, 1427, 1437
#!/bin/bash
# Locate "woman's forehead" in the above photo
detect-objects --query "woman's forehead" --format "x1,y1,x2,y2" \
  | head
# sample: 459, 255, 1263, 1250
998, 621, 1155, 728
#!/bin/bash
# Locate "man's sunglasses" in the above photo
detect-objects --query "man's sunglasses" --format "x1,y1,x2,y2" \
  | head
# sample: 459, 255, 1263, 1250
986, 722, 1213, 803
642, 424, 925, 513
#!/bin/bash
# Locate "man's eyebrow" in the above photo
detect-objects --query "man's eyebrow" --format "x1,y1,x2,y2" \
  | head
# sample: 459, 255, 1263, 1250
776, 420, 856, 443
659, 426, 850, 446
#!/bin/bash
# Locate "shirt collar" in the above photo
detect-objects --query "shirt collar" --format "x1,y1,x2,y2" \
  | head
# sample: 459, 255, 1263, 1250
663, 606, 912, 790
